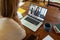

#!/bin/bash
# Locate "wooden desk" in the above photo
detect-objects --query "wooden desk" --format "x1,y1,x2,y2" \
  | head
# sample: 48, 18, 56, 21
20, 2, 60, 40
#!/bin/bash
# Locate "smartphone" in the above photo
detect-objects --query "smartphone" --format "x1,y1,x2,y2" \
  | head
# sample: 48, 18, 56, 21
27, 34, 36, 40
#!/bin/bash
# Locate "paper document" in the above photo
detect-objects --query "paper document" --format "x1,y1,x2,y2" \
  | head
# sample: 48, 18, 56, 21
17, 12, 23, 18
43, 35, 54, 40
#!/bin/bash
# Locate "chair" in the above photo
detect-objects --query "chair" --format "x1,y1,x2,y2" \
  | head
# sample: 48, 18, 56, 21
48, 0, 60, 10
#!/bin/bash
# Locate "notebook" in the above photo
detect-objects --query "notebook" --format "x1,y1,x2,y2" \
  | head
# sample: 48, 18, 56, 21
43, 35, 54, 40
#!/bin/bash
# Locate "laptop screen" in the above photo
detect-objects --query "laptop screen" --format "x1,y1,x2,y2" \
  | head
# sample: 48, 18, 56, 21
28, 4, 47, 21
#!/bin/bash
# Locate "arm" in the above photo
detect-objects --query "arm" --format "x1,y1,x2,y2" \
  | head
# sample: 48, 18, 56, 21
12, 14, 20, 24
12, 14, 25, 30
10, 19, 26, 40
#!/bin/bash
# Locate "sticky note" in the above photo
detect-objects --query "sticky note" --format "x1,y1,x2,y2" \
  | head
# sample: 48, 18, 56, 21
17, 8, 26, 14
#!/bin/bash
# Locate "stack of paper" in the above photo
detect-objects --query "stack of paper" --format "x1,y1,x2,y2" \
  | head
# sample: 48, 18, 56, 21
17, 8, 26, 18
42, 35, 54, 40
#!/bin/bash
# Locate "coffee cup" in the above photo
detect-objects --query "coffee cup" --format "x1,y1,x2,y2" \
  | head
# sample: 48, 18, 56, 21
44, 23, 52, 32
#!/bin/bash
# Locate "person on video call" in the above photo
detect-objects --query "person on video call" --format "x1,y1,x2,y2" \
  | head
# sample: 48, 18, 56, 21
0, 0, 26, 40
30, 7, 34, 14
34, 7, 40, 16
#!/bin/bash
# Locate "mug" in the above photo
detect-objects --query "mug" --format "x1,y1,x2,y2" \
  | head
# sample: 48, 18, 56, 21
44, 23, 52, 32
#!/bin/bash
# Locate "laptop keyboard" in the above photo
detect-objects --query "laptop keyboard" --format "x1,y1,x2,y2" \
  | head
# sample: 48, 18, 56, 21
25, 17, 40, 25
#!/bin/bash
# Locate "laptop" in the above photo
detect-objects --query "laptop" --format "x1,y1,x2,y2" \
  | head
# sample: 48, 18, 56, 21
21, 4, 47, 32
